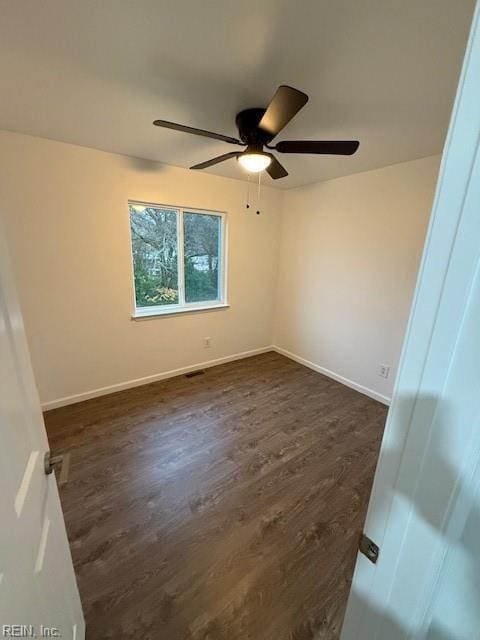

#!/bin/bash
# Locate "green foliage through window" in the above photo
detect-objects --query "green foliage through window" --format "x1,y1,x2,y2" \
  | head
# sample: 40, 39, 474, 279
129, 203, 224, 311
184, 212, 220, 303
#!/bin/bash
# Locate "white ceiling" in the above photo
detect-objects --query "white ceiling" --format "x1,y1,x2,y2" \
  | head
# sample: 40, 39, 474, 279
0, 0, 475, 189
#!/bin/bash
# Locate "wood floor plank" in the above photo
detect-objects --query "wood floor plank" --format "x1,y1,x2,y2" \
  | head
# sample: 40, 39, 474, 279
44, 352, 387, 640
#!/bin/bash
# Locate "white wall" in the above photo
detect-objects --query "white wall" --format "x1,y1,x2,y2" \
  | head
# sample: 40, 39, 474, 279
0, 131, 282, 407
0, 131, 440, 409
274, 156, 440, 402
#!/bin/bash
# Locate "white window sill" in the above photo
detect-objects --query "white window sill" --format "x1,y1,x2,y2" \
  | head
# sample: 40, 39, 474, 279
131, 302, 229, 320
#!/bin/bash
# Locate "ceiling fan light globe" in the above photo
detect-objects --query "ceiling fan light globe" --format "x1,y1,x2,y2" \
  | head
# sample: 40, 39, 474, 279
238, 152, 271, 173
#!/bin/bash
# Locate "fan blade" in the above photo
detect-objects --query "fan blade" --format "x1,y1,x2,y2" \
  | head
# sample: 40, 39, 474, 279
190, 152, 240, 170
258, 86, 308, 137
275, 140, 360, 155
153, 119, 241, 145
266, 154, 288, 180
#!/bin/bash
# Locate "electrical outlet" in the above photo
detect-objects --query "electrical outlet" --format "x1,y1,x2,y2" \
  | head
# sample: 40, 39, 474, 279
379, 364, 390, 379
203, 337, 212, 349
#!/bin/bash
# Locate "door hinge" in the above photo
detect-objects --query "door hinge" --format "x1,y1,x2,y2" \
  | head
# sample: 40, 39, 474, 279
359, 532, 379, 564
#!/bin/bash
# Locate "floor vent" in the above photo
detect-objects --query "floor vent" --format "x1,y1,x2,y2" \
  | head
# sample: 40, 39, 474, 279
185, 369, 206, 379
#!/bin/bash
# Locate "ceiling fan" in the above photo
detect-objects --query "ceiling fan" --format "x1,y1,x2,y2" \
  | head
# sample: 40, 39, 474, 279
153, 85, 359, 180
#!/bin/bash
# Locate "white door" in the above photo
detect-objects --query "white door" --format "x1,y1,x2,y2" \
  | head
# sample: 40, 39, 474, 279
0, 222, 84, 637
342, 3, 480, 639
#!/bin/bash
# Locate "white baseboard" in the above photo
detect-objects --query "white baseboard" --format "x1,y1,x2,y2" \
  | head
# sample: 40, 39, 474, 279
42, 344, 391, 411
272, 345, 391, 406
41, 346, 275, 411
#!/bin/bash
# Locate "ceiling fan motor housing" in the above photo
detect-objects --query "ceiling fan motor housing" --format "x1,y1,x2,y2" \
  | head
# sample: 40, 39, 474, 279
235, 108, 274, 147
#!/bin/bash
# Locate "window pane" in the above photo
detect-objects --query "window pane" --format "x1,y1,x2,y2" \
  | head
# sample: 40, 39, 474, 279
183, 212, 221, 303
129, 204, 179, 307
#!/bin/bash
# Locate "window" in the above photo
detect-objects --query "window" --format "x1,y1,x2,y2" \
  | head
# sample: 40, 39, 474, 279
129, 202, 227, 317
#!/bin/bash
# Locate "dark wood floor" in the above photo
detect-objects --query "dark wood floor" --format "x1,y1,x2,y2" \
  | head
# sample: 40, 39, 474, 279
44, 352, 387, 640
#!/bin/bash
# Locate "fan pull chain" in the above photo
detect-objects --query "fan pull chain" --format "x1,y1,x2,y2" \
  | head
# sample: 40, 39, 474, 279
256, 172, 261, 215
246, 172, 251, 209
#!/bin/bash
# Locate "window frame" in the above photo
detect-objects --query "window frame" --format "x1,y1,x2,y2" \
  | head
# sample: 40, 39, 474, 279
128, 200, 228, 319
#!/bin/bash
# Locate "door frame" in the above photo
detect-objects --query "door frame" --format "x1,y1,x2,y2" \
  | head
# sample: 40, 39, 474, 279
342, 2, 480, 637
